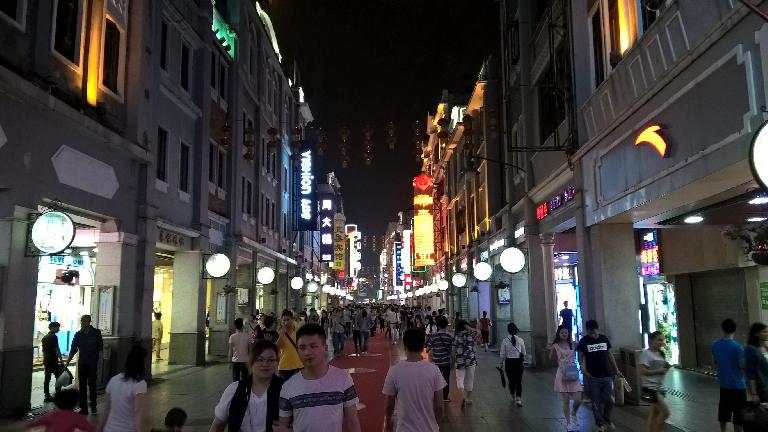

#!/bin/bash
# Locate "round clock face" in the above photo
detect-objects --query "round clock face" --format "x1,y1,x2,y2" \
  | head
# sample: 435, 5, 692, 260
31, 211, 75, 254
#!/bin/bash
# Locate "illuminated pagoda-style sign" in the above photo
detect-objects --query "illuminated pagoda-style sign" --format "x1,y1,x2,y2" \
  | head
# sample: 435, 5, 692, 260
413, 173, 435, 266
212, 8, 237, 58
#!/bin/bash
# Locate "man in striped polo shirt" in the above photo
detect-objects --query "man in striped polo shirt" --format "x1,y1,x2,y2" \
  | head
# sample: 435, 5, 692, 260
425, 316, 454, 401
277, 324, 361, 432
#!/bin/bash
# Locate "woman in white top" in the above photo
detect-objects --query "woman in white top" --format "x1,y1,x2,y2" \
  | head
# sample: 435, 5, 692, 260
640, 331, 671, 432
99, 345, 147, 432
425, 315, 438, 336
499, 322, 526, 407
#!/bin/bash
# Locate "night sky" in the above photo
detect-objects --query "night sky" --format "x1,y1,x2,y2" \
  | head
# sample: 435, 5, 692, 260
268, 0, 500, 266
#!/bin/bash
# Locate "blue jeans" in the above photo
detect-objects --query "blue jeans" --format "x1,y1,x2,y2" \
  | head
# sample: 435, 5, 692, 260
333, 332, 345, 354
589, 376, 614, 426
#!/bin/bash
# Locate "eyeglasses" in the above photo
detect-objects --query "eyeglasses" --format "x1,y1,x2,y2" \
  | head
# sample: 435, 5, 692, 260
253, 358, 278, 364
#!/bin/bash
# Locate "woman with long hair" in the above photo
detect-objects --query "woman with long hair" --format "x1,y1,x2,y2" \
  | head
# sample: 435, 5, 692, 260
210, 340, 284, 432
99, 345, 147, 432
640, 331, 671, 432
549, 325, 582, 430
746, 322, 768, 403
500, 322, 527, 407
453, 319, 479, 406
414, 315, 425, 331
425, 315, 438, 336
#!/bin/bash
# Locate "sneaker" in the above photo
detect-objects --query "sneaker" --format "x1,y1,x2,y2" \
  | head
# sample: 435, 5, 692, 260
516, 398, 523, 407
604, 422, 615, 431
43, 395, 53, 403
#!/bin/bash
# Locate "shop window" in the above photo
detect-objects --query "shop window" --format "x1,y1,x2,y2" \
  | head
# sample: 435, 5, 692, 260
102, 19, 121, 93
208, 143, 216, 183
179, 142, 190, 193
0, 0, 25, 29
217, 148, 225, 188
180, 40, 191, 92
160, 20, 168, 71
52, 0, 83, 65
219, 61, 227, 101
210, 51, 217, 89
156, 127, 168, 181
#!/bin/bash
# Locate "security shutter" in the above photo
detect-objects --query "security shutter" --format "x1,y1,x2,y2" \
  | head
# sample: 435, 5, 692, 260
690, 269, 747, 368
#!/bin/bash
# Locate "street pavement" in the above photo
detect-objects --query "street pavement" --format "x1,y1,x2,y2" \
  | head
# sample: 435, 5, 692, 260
4, 330, 725, 431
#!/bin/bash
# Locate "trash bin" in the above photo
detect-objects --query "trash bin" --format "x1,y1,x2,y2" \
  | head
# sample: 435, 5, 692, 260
618, 347, 643, 405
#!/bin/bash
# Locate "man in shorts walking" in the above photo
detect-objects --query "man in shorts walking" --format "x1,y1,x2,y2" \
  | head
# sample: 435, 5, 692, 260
712, 318, 746, 432
277, 324, 361, 432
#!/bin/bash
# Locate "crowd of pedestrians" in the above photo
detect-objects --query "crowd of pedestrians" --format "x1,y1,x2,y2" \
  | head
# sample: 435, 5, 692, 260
27, 302, 768, 432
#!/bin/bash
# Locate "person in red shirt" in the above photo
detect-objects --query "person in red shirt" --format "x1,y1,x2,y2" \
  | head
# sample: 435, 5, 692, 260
27, 388, 94, 432
479, 311, 493, 352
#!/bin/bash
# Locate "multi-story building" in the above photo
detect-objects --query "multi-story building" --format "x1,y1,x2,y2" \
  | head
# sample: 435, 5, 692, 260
0, 0, 309, 415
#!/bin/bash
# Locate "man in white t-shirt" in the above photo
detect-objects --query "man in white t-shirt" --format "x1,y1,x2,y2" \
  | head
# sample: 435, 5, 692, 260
383, 328, 446, 432
229, 318, 251, 382
277, 323, 361, 432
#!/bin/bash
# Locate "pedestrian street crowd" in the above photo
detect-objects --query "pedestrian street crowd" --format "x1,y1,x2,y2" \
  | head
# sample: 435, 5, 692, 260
24, 303, 768, 432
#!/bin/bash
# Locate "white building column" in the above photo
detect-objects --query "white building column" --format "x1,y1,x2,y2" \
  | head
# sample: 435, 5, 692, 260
586, 223, 642, 349
169, 251, 206, 365
0, 206, 39, 416
539, 233, 557, 344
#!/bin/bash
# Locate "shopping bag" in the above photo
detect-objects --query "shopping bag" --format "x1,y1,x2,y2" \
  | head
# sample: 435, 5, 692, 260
614, 376, 625, 406
496, 366, 506, 388
56, 367, 73, 388
743, 402, 768, 432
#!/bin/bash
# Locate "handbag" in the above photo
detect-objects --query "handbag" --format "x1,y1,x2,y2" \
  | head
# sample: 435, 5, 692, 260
56, 366, 74, 388
562, 362, 580, 381
743, 402, 768, 431
496, 366, 507, 388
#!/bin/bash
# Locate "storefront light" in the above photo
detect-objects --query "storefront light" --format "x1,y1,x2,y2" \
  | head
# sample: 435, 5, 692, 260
31, 211, 76, 254
749, 196, 768, 205
683, 215, 704, 224
500, 247, 526, 274
452, 272, 467, 288
290, 276, 303, 290
306, 282, 319, 293
406, 292, 413, 298
257, 267, 276, 284
205, 253, 231, 278
473, 262, 492, 281
747, 217, 767, 223
438, 280, 449, 291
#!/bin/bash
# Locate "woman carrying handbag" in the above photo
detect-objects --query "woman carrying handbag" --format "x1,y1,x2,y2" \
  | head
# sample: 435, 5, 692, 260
500, 322, 527, 407
549, 325, 582, 432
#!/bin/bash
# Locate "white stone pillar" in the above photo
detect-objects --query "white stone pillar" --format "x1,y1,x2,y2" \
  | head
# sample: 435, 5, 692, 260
0, 207, 39, 416
539, 233, 557, 344
169, 251, 206, 365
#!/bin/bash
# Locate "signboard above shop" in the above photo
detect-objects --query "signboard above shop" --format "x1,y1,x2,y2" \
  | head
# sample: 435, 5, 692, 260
537, 186, 577, 221
751, 121, 768, 192
30, 211, 76, 254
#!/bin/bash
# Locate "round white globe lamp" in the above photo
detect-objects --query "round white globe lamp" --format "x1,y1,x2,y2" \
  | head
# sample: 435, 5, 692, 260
205, 253, 231, 278
257, 267, 275, 285
438, 279, 449, 291
290, 276, 304, 290
500, 247, 526, 274
306, 282, 319, 293
452, 273, 467, 287
473, 262, 493, 281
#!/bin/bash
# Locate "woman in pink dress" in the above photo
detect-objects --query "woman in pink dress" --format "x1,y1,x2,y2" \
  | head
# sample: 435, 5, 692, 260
549, 325, 583, 432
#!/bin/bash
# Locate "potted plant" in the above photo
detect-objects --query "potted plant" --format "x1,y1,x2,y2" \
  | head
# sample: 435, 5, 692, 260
722, 222, 768, 265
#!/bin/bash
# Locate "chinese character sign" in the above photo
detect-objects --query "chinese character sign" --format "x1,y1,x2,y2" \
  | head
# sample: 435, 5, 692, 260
318, 193, 334, 262
413, 173, 435, 266
333, 213, 346, 270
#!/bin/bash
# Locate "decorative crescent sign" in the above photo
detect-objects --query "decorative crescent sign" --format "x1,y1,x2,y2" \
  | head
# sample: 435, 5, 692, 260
31, 211, 76, 254
635, 125, 668, 157
751, 121, 768, 192
205, 253, 231, 278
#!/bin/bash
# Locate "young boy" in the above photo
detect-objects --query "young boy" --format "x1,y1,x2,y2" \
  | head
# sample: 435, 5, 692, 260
277, 324, 361, 432
383, 328, 445, 432
27, 388, 94, 432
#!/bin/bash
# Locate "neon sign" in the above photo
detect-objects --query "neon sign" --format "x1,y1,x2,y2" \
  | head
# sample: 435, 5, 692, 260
635, 125, 668, 158
537, 187, 576, 220
413, 173, 435, 266
639, 229, 661, 276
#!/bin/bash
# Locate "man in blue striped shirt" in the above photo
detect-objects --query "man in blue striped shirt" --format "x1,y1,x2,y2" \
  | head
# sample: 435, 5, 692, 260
425, 316, 454, 401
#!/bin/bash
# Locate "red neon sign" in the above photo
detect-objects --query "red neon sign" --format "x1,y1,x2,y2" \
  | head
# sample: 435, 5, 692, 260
536, 203, 549, 220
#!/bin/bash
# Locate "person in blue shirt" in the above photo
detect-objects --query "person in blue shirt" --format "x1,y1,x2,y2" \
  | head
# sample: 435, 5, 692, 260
711, 318, 746, 432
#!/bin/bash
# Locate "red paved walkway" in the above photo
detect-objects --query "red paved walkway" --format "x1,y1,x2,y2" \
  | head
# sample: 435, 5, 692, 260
329, 330, 393, 430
